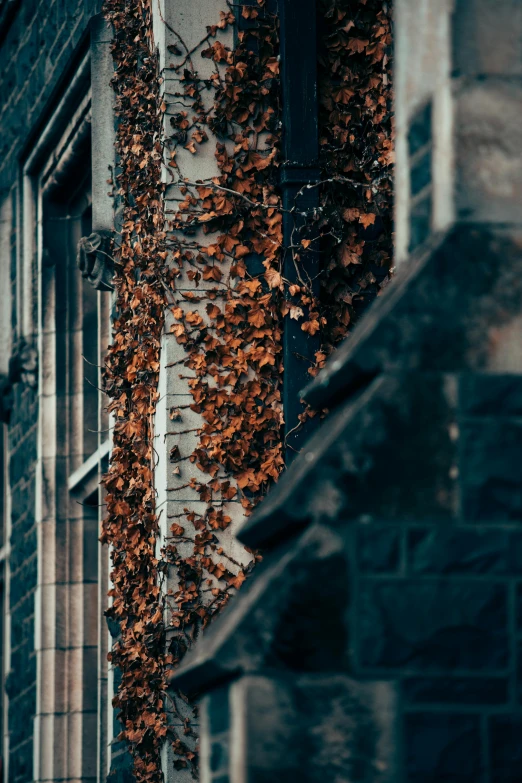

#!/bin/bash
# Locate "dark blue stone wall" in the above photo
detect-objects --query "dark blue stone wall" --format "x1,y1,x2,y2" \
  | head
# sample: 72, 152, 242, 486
0, 3, 101, 781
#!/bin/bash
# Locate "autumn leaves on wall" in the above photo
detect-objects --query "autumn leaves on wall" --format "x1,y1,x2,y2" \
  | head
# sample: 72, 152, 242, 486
100, 0, 392, 779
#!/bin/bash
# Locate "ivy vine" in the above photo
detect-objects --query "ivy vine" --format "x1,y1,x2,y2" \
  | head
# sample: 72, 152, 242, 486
101, 0, 392, 781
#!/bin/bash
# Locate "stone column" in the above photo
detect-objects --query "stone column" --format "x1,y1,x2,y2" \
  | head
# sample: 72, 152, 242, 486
395, 0, 522, 263
394, 0, 454, 263
152, 2, 252, 781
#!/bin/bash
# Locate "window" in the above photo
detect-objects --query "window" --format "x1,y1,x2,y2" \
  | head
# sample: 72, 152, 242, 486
31, 89, 112, 783
43, 155, 111, 499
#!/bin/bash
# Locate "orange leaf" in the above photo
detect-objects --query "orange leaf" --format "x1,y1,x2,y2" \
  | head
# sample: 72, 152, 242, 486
359, 213, 376, 229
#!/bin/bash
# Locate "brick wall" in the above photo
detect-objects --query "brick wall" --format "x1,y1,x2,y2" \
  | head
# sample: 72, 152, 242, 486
5, 383, 37, 783
354, 372, 522, 783
0, 2, 102, 781
4, 168, 38, 783
0, 0, 102, 193
182, 220, 522, 783
186, 368, 522, 783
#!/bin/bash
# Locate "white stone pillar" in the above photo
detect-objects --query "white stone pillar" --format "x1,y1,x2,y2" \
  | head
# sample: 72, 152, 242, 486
394, 0, 455, 263
151, 2, 252, 779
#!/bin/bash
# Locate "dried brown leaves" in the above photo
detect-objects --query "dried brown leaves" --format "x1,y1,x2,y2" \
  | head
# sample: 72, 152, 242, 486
101, 1, 168, 781
101, 0, 392, 780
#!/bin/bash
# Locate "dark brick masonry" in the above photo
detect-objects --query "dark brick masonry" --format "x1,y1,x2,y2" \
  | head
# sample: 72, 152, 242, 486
0, 0, 102, 193
0, 3, 101, 782
171, 226, 522, 783
5, 383, 37, 783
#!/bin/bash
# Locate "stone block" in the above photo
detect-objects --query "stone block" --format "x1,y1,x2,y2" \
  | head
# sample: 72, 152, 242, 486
10, 555, 37, 607
243, 373, 460, 550
0, 5, 100, 776
0, 0, 92, 192
405, 713, 481, 783
403, 676, 508, 705
456, 83, 522, 225
108, 747, 134, 783
453, 0, 522, 77
359, 580, 508, 670
516, 584, 522, 630
459, 374, 522, 417
517, 640, 522, 702
460, 419, 522, 522
489, 715, 522, 782
407, 527, 522, 575
172, 524, 351, 695
303, 228, 522, 412
357, 524, 401, 573
227, 674, 399, 783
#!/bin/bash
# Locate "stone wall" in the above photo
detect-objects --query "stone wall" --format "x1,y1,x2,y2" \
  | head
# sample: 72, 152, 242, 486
174, 223, 522, 783
354, 376, 522, 782
394, 0, 454, 264
0, 2, 101, 782
192, 366, 522, 783
0, 0, 101, 192
5, 383, 37, 783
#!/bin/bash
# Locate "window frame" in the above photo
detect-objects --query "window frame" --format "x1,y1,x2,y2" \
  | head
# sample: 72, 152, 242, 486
18, 55, 113, 783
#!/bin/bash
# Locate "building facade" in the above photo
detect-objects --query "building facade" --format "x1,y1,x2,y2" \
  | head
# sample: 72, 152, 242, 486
172, 1, 522, 783
0, 1, 325, 781
0, 5, 109, 783
2, 1, 521, 783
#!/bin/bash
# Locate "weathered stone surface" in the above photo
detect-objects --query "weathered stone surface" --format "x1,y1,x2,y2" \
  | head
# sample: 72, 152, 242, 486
4, 382, 38, 783
403, 676, 508, 705
296, 675, 399, 783
359, 581, 508, 670
489, 715, 522, 782
357, 525, 401, 573
405, 713, 481, 783
517, 584, 522, 630
169, 7, 522, 777
171, 524, 351, 695
459, 373, 522, 416
460, 420, 522, 522
517, 640, 522, 702
452, 0, 522, 77
303, 227, 522, 410
228, 675, 399, 783
0, 0, 101, 191
240, 372, 458, 549
407, 527, 522, 574
456, 83, 522, 225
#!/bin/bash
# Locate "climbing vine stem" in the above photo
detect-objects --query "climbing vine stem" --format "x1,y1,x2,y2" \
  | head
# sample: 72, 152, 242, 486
101, 0, 392, 780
